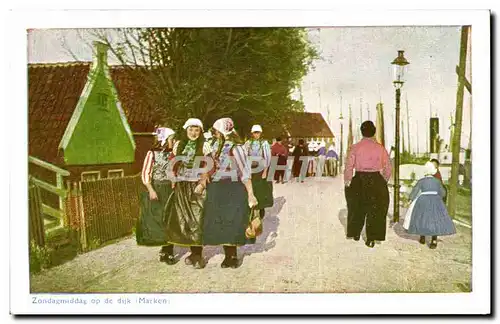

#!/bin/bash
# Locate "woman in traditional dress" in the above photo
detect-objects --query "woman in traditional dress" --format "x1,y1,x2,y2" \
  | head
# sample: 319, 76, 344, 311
317, 141, 327, 177
203, 118, 258, 268
292, 139, 308, 182
403, 161, 456, 249
344, 121, 392, 248
136, 126, 176, 264
163, 118, 211, 269
271, 137, 289, 184
244, 125, 273, 219
326, 143, 338, 176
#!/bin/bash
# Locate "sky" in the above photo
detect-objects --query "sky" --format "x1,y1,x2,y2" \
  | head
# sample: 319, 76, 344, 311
27, 27, 472, 153
301, 26, 472, 153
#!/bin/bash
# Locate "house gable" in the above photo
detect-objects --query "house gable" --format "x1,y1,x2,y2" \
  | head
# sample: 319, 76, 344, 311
59, 44, 136, 166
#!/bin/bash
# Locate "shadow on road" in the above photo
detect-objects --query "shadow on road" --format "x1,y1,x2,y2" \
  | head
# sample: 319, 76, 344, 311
338, 208, 348, 235
202, 196, 286, 264
338, 208, 368, 241
392, 221, 421, 242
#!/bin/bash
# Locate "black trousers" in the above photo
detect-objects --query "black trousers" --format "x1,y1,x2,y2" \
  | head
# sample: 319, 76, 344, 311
345, 172, 390, 241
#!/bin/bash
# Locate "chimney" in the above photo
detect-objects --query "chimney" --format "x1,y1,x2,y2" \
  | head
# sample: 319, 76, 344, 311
92, 41, 109, 68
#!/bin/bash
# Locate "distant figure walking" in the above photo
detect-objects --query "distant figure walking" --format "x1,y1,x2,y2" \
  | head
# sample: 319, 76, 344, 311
271, 137, 289, 184
326, 144, 338, 176
430, 158, 447, 203
403, 161, 456, 249
292, 139, 308, 182
344, 121, 392, 248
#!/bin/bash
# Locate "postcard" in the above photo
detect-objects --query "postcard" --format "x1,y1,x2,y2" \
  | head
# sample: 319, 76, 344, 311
8, 8, 491, 315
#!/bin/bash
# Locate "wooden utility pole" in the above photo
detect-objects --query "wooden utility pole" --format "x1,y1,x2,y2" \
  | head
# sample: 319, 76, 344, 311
448, 26, 470, 217
406, 95, 411, 154
416, 119, 420, 155
449, 113, 454, 152
347, 104, 354, 150
376, 103, 385, 147
360, 96, 363, 122
327, 104, 331, 129
339, 91, 344, 169
425, 119, 429, 154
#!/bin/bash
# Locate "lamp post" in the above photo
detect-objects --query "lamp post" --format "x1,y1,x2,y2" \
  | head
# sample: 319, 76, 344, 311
391, 50, 410, 223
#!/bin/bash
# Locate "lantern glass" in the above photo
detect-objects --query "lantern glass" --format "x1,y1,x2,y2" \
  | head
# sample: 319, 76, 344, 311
391, 50, 409, 88
393, 64, 406, 84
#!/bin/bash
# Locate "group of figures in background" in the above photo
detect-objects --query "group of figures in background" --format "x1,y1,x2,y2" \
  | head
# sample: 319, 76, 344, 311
343, 121, 456, 249
266, 137, 340, 183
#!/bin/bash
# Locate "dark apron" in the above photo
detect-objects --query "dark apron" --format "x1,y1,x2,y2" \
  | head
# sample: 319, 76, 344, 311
136, 181, 173, 246
251, 171, 274, 210
202, 181, 253, 246
164, 181, 205, 246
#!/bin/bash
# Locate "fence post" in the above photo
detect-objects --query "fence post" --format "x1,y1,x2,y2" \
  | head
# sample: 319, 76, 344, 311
77, 181, 88, 252
56, 173, 66, 227
28, 183, 45, 247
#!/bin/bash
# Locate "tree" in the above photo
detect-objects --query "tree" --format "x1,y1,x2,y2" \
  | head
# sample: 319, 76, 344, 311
91, 28, 318, 133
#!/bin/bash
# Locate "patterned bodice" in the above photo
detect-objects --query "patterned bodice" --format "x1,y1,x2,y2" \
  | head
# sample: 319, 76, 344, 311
152, 151, 173, 182
247, 140, 263, 157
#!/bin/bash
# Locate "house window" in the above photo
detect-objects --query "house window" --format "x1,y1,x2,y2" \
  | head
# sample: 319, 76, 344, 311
108, 169, 124, 179
97, 93, 108, 108
81, 171, 101, 182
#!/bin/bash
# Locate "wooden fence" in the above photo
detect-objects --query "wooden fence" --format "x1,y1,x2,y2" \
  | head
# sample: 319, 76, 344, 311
28, 183, 45, 247
66, 174, 142, 251
28, 156, 71, 248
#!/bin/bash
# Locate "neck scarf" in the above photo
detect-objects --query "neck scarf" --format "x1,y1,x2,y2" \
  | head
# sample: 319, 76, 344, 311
182, 140, 197, 169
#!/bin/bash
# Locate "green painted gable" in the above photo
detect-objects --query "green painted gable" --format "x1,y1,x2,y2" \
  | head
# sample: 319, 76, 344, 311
62, 67, 135, 165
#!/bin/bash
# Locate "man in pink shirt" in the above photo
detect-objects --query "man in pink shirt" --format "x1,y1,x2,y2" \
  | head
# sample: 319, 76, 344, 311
343, 121, 392, 248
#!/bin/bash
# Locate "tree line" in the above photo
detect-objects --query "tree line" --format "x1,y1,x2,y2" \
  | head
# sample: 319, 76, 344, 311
91, 27, 318, 137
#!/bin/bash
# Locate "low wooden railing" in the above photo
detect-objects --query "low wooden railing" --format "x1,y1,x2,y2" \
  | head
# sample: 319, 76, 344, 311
28, 156, 70, 238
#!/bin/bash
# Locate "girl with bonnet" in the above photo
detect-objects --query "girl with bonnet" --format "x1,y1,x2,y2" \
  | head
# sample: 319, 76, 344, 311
163, 118, 212, 269
403, 161, 456, 249
244, 124, 274, 220
136, 125, 177, 263
203, 117, 258, 268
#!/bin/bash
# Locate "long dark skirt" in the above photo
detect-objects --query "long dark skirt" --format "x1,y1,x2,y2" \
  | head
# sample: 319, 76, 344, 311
292, 158, 303, 178
345, 172, 389, 241
203, 181, 252, 246
164, 181, 205, 246
136, 181, 173, 246
252, 172, 274, 209
274, 155, 288, 182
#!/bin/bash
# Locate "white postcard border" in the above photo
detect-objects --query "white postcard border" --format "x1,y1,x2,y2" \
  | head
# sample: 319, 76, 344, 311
8, 9, 491, 315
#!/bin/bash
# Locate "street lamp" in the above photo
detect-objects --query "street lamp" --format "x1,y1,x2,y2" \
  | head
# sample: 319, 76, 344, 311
391, 50, 409, 223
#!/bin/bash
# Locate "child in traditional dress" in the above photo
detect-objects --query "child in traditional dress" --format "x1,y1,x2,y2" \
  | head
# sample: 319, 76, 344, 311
163, 118, 211, 269
203, 118, 258, 268
137, 126, 176, 263
403, 161, 456, 249
244, 125, 274, 219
